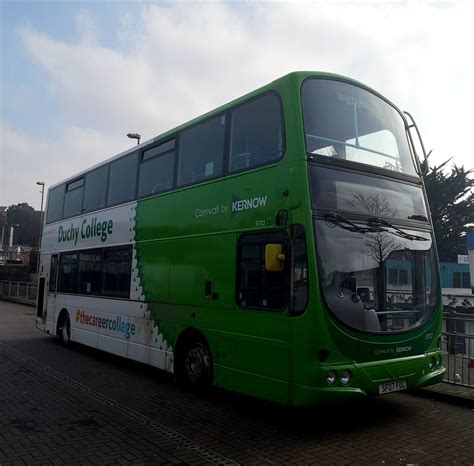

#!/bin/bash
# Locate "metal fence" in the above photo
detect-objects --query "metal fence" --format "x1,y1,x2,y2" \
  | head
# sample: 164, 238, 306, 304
0, 280, 38, 306
441, 311, 474, 387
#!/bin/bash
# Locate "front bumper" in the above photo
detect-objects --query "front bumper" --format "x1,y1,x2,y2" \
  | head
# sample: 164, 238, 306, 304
291, 352, 445, 406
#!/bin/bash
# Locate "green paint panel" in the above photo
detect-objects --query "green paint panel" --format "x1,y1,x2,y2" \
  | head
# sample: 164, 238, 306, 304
132, 71, 444, 406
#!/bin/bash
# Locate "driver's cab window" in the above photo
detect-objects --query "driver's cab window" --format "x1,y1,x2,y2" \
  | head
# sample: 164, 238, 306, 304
237, 231, 289, 311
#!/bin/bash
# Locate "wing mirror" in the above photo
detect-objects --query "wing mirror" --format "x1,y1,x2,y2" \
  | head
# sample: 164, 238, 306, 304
265, 244, 286, 272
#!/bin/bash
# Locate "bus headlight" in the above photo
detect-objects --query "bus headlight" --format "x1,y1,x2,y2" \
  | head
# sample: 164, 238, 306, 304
429, 356, 436, 370
341, 370, 351, 385
327, 370, 337, 385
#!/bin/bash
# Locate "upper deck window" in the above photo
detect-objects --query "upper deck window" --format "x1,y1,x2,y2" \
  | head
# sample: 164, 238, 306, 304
46, 184, 65, 224
229, 94, 284, 172
63, 178, 84, 218
302, 79, 417, 176
108, 152, 138, 206
84, 165, 108, 213
138, 139, 175, 197
178, 115, 225, 186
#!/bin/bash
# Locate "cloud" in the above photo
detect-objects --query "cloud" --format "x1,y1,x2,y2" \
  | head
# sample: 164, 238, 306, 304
0, 122, 129, 209
2, 2, 473, 208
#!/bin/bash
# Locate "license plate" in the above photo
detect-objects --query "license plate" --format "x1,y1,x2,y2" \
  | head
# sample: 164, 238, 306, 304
379, 380, 407, 395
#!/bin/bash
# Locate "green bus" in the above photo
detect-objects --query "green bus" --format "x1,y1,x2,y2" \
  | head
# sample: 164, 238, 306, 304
36, 71, 444, 406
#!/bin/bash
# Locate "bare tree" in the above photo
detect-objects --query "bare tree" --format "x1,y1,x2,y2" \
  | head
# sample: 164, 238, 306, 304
348, 193, 399, 218
363, 232, 404, 265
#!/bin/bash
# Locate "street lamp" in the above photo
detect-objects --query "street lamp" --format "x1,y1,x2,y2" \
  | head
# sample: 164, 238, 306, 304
8, 224, 19, 261
127, 132, 141, 145
36, 181, 45, 275
9, 224, 19, 247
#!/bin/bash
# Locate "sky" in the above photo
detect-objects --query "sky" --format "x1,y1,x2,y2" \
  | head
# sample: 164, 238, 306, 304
1, 1, 473, 210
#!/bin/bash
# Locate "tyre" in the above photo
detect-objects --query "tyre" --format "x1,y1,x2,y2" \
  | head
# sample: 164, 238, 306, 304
57, 312, 71, 346
176, 337, 213, 389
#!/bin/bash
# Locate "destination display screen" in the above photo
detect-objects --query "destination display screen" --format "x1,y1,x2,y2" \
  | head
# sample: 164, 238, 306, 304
310, 166, 428, 222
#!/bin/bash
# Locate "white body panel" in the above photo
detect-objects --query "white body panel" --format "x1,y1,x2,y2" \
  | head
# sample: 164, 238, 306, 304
36, 203, 174, 373
41, 203, 136, 254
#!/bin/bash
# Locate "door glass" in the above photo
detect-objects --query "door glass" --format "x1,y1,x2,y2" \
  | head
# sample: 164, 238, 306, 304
49, 255, 58, 292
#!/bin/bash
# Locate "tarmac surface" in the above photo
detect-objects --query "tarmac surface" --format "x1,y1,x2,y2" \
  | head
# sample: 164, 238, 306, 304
0, 300, 473, 465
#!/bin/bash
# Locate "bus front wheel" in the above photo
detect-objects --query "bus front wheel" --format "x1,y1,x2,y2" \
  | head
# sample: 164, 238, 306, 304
57, 312, 71, 346
176, 336, 213, 389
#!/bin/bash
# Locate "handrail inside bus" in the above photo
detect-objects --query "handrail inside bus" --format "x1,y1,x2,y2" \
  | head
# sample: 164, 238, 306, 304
305, 134, 400, 162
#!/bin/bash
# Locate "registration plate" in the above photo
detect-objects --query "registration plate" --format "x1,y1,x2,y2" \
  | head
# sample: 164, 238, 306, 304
379, 380, 407, 395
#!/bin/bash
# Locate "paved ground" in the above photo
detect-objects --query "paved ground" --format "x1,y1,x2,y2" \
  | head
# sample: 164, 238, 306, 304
0, 302, 473, 465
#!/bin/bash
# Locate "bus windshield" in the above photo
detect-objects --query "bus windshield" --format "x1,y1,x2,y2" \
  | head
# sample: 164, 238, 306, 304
314, 218, 439, 333
302, 78, 417, 176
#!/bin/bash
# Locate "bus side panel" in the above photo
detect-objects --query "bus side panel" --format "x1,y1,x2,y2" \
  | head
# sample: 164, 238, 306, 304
217, 326, 289, 405
136, 233, 291, 403
72, 326, 99, 349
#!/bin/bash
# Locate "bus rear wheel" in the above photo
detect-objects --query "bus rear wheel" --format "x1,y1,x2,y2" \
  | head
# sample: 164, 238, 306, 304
176, 337, 213, 389
57, 312, 71, 346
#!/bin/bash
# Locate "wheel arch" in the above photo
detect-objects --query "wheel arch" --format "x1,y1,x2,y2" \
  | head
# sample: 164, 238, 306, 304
174, 327, 211, 363
56, 308, 70, 336
174, 326, 214, 386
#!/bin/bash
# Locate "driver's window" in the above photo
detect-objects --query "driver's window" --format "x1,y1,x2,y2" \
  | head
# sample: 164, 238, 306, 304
237, 231, 289, 311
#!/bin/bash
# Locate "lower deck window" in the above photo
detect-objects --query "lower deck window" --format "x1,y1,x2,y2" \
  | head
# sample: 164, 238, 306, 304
57, 245, 132, 298
58, 253, 78, 293
103, 248, 133, 298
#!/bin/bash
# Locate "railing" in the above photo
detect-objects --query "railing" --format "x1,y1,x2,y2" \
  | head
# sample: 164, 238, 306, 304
441, 310, 474, 388
0, 280, 38, 306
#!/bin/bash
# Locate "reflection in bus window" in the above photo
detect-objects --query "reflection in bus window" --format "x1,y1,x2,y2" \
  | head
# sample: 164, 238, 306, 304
315, 219, 438, 333
310, 166, 428, 221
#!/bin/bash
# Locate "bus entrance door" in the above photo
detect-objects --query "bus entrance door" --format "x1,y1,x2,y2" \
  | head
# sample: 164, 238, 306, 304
44, 254, 59, 324
36, 277, 46, 319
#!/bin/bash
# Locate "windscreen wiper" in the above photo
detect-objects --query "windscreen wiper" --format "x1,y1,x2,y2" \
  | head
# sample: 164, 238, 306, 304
368, 217, 429, 241
325, 212, 385, 234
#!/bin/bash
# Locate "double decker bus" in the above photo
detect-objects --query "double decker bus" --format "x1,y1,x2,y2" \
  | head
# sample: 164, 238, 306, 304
36, 72, 444, 406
